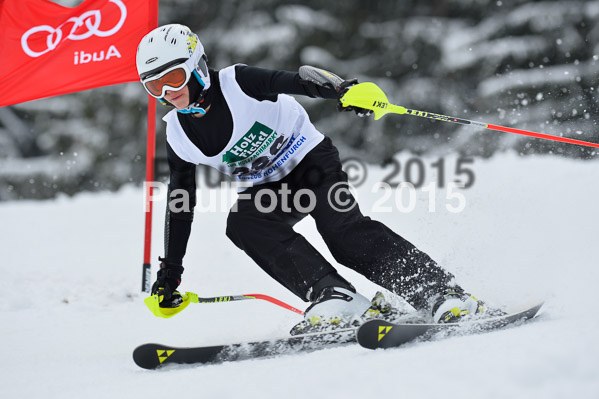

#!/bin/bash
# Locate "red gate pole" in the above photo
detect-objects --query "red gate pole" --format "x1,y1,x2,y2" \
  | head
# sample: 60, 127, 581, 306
142, 96, 157, 292
142, 1, 159, 292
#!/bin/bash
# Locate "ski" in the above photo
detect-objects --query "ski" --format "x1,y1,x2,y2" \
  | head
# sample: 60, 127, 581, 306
134, 303, 544, 368
357, 302, 544, 350
133, 327, 357, 369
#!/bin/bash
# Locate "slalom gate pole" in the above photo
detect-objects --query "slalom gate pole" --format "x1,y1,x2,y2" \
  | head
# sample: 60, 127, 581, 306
142, 95, 156, 292
141, 0, 159, 293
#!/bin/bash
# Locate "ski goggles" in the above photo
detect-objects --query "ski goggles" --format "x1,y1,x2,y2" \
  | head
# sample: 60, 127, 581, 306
141, 63, 192, 98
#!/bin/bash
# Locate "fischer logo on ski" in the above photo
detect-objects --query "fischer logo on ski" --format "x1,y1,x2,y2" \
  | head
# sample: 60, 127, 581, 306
156, 349, 175, 364
378, 326, 393, 341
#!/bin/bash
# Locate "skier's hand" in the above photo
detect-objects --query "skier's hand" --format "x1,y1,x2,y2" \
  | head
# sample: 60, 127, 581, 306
336, 79, 373, 118
151, 279, 174, 301
151, 259, 184, 308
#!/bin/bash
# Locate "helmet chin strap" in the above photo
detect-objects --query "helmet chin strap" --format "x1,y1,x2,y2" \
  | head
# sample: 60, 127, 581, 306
177, 103, 207, 115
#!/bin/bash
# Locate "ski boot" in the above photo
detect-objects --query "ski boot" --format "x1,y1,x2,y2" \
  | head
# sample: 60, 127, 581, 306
290, 287, 371, 335
362, 291, 401, 321
430, 288, 503, 323
290, 289, 405, 335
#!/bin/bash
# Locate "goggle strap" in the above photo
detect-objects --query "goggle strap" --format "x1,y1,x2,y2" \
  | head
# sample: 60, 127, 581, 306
193, 70, 205, 88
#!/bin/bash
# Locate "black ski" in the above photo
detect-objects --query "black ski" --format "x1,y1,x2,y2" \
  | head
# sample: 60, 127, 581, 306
357, 302, 544, 350
133, 327, 356, 369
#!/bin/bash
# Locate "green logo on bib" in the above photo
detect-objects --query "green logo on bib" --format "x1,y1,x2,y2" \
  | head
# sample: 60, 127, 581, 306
222, 121, 279, 167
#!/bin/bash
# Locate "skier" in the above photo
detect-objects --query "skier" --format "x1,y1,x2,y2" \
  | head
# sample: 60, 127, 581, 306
136, 24, 487, 331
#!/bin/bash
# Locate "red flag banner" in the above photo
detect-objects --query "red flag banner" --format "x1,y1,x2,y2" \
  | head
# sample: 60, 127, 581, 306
0, 0, 157, 106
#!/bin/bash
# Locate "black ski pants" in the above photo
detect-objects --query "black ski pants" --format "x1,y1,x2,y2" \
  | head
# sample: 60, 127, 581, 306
226, 137, 457, 310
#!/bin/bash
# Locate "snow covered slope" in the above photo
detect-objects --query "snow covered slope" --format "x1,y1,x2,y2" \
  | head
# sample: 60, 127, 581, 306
1, 153, 598, 398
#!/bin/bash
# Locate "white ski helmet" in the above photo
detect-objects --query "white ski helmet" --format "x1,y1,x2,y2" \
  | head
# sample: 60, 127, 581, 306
136, 24, 210, 110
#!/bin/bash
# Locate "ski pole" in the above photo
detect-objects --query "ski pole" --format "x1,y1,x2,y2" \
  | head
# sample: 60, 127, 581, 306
192, 292, 304, 315
340, 82, 599, 149
144, 291, 304, 318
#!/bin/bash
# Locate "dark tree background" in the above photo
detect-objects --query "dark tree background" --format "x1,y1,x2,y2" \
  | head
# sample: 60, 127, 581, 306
1, 0, 598, 200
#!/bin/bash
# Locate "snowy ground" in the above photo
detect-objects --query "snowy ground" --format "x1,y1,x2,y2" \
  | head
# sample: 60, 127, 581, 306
1, 152, 598, 398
